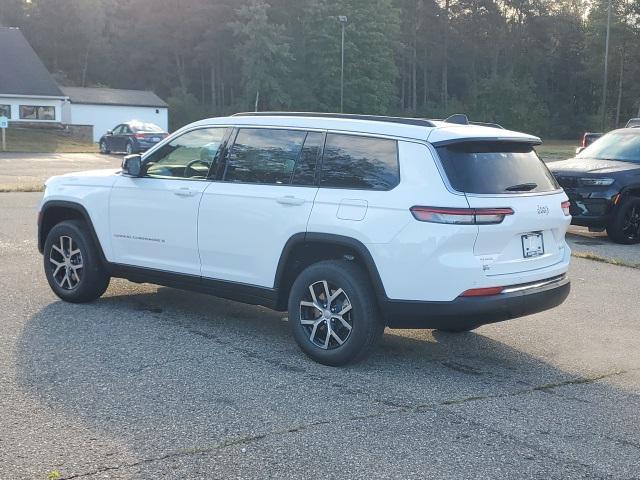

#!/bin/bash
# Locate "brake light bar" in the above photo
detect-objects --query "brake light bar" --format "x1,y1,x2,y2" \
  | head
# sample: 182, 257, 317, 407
561, 200, 571, 216
410, 206, 514, 225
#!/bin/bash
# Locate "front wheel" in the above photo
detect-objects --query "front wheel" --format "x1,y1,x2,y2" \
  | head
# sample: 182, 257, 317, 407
99, 141, 110, 154
288, 260, 384, 366
43, 220, 110, 303
607, 197, 640, 244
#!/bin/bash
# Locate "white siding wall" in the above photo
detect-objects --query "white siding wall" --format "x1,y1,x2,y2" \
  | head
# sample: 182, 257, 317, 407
0, 96, 65, 122
69, 104, 169, 142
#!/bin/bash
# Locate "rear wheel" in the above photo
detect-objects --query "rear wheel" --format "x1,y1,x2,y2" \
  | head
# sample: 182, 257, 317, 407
43, 220, 110, 303
125, 141, 134, 155
288, 260, 384, 366
607, 197, 640, 244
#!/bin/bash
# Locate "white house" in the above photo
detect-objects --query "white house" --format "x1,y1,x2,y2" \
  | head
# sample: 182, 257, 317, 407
0, 26, 168, 142
0, 27, 68, 124
61, 87, 168, 142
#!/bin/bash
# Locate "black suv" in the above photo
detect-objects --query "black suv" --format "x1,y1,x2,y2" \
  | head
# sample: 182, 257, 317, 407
549, 128, 640, 244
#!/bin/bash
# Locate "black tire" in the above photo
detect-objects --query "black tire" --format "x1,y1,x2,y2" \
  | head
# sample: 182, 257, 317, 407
288, 260, 384, 366
99, 141, 110, 154
43, 220, 110, 303
606, 197, 640, 244
125, 141, 135, 155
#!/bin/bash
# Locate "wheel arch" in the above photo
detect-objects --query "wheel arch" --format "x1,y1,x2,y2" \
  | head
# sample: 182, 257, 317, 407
39, 201, 107, 264
273, 233, 388, 310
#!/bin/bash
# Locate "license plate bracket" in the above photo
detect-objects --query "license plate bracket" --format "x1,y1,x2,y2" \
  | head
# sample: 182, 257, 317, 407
521, 232, 544, 258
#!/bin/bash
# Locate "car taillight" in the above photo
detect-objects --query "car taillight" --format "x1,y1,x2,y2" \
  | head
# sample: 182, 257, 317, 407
134, 133, 146, 139
410, 207, 514, 225
581, 135, 587, 148
561, 200, 571, 216
461, 286, 504, 297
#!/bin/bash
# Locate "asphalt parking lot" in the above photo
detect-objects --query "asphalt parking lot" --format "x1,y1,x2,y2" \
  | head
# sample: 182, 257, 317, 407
1, 191, 639, 479
0, 153, 122, 191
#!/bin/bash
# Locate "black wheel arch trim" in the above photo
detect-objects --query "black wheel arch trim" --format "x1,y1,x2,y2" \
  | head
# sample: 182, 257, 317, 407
273, 232, 388, 307
38, 200, 108, 264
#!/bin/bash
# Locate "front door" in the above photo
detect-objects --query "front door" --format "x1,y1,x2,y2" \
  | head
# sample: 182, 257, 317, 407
198, 128, 322, 287
109, 127, 229, 275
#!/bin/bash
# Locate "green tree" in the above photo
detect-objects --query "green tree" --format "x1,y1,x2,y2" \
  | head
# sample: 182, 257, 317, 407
232, 0, 293, 110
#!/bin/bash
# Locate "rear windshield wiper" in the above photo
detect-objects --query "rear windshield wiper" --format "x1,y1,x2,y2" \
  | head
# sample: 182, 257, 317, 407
505, 182, 538, 192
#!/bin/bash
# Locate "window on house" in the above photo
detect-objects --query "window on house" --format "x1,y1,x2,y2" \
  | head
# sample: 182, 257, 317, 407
0, 105, 10, 118
19, 105, 55, 121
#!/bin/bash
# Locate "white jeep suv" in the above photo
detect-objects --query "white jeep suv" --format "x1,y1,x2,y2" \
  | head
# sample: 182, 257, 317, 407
38, 113, 571, 365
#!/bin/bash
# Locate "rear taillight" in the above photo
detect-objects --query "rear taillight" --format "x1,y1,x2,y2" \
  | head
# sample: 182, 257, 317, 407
561, 200, 571, 216
581, 135, 587, 148
134, 133, 146, 139
410, 206, 514, 225
461, 286, 504, 297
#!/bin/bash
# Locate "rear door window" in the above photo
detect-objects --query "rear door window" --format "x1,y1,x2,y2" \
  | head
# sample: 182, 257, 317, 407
320, 134, 399, 190
436, 142, 559, 194
224, 128, 306, 185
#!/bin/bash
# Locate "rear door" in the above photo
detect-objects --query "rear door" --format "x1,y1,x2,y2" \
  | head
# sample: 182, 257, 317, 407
436, 141, 570, 276
198, 127, 321, 287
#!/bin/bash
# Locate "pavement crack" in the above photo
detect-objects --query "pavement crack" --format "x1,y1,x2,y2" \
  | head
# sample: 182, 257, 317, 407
58, 369, 631, 479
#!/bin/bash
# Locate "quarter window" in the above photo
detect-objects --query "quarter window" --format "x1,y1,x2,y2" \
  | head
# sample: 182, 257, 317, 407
0, 105, 10, 118
145, 128, 227, 179
19, 105, 55, 120
320, 134, 399, 190
224, 128, 306, 185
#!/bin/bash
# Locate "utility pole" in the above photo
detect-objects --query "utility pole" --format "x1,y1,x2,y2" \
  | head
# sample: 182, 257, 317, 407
338, 15, 348, 113
601, 0, 612, 131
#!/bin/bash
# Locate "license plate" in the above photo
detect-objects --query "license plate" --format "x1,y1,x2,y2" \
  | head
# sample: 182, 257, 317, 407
151, 137, 160, 142
521, 232, 544, 258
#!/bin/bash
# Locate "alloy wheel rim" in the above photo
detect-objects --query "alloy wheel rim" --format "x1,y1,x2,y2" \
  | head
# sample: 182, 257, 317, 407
126, 144, 132, 154
622, 205, 640, 240
300, 280, 353, 350
100, 142, 106, 153
49, 235, 83, 290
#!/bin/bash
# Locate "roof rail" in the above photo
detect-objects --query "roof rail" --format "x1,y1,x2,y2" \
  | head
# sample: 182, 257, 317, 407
232, 111, 437, 128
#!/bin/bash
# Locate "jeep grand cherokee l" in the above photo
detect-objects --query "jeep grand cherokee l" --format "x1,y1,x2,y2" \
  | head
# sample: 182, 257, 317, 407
38, 113, 571, 365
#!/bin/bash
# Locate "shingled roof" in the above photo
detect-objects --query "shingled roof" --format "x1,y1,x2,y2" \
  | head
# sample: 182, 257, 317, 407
61, 87, 168, 108
0, 27, 65, 97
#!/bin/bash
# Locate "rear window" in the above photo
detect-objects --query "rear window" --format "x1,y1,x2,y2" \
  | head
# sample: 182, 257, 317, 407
131, 122, 163, 133
436, 142, 559, 194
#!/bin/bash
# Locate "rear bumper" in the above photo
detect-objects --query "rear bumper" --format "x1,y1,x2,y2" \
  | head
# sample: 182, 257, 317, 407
381, 274, 570, 329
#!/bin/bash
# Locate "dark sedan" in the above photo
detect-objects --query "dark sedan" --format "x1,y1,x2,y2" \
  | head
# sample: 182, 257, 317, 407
99, 121, 168, 154
549, 128, 640, 244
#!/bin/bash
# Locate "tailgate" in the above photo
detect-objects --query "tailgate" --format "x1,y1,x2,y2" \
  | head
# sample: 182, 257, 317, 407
435, 140, 569, 276
466, 193, 569, 276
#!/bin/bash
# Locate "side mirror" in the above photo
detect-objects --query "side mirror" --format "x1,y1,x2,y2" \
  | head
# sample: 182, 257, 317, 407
106, 130, 113, 135
575, 147, 585, 155
122, 154, 142, 177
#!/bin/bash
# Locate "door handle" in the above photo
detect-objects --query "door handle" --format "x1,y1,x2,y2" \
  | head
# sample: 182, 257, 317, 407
276, 195, 305, 206
172, 187, 198, 197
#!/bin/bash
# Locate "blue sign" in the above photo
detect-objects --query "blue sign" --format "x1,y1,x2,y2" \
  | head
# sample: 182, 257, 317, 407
0, 116, 8, 129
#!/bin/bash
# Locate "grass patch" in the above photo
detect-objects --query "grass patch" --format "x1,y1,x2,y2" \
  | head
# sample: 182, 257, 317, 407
536, 140, 577, 162
572, 251, 640, 269
2, 127, 97, 153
